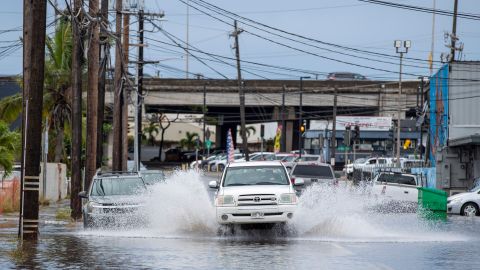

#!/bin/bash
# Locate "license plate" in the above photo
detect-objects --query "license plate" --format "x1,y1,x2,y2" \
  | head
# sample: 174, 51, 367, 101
251, 212, 264, 219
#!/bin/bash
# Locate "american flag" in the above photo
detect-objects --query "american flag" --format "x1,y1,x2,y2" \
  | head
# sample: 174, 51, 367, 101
226, 128, 235, 163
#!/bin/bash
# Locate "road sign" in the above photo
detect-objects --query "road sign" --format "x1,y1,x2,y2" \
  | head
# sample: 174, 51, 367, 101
205, 139, 212, 149
338, 145, 351, 152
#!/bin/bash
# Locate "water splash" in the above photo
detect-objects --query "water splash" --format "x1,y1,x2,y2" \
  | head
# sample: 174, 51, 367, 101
80, 171, 469, 242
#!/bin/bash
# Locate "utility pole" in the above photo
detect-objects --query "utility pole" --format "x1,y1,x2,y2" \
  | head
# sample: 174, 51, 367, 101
203, 82, 207, 157
70, 0, 84, 220
122, 12, 130, 170
185, 0, 190, 78
112, 0, 123, 171
281, 85, 286, 152
136, 8, 145, 170
21, 0, 47, 240
231, 20, 249, 161
331, 87, 338, 166
394, 40, 410, 167
97, 0, 108, 169
419, 77, 425, 161
298, 76, 310, 158
450, 0, 459, 62
85, 0, 100, 191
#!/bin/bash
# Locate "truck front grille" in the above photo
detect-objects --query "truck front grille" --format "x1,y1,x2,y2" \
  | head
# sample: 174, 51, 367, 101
237, 194, 277, 206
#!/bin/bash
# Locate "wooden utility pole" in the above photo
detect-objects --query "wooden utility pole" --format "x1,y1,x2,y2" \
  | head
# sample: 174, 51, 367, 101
331, 87, 338, 166
112, 0, 123, 171
122, 13, 130, 170
20, 0, 47, 240
70, 0, 84, 220
136, 9, 144, 168
231, 20, 249, 161
85, 0, 100, 189
450, 0, 459, 62
281, 85, 286, 152
96, 0, 108, 169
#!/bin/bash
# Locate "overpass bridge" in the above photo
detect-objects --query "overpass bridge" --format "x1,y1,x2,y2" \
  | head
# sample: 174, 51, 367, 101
106, 78, 422, 150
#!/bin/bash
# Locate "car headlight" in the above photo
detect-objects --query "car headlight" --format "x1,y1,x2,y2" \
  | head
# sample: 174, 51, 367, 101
87, 202, 103, 213
216, 195, 235, 206
447, 198, 462, 205
279, 193, 297, 204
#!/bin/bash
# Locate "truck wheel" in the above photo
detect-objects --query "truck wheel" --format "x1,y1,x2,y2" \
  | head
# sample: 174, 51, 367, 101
461, 202, 479, 216
217, 225, 235, 236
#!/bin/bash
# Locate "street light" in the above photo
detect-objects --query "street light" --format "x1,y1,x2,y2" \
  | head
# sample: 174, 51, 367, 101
394, 40, 410, 167
299, 76, 311, 158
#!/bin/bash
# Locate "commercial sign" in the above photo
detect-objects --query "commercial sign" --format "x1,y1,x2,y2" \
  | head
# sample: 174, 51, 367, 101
336, 116, 392, 131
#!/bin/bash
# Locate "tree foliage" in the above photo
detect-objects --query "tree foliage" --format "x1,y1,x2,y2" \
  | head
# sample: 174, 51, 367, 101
0, 121, 20, 176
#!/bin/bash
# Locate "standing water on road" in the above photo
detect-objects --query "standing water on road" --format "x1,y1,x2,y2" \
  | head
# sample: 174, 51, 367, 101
1, 170, 480, 269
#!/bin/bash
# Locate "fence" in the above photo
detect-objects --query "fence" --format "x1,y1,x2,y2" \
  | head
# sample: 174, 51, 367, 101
0, 176, 20, 214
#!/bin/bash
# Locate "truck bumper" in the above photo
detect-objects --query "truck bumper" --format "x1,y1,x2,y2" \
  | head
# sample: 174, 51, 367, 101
216, 205, 296, 225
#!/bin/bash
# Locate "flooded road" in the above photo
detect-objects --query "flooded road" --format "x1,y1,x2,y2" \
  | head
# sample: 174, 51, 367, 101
1, 171, 480, 269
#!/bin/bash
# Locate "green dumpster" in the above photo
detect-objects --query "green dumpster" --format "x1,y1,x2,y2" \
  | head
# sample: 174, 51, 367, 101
417, 187, 448, 220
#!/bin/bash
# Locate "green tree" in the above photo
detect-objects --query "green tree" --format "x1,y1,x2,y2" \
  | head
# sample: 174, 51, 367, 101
180, 131, 199, 150
0, 121, 20, 176
142, 121, 159, 146
0, 16, 77, 163
238, 126, 256, 138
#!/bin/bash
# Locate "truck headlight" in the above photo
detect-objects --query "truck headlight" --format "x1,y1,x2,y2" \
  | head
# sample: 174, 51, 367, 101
216, 195, 235, 206
279, 193, 297, 204
87, 202, 103, 214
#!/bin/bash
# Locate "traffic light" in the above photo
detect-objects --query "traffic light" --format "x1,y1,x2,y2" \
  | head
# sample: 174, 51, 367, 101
353, 125, 360, 140
344, 126, 351, 146
388, 128, 394, 140
300, 124, 305, 133
403, 139, 411, 150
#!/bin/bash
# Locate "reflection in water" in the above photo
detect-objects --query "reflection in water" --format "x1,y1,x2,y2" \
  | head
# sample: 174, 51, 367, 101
1, 171, 480, 269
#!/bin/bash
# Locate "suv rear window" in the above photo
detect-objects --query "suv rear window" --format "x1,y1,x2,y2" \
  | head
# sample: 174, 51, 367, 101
292, 165, 333, 178
377, 173, 416, 186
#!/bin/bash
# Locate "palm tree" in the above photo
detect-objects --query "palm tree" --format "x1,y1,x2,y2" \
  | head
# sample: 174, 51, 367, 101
180, 132, 199, 150
142, 121, 159, 146
238, 126, 256, 138
0, 121, 20, 176
0, 16, 76, 163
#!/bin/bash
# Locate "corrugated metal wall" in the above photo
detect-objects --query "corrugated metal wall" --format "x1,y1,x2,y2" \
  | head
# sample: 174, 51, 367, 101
449, 62, 480, 140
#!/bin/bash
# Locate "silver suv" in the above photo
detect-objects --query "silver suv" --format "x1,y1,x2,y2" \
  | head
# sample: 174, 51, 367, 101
79, 171, 147, 228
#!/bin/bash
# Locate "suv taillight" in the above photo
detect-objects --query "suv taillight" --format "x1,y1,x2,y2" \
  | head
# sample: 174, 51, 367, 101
291, 178, 295, 184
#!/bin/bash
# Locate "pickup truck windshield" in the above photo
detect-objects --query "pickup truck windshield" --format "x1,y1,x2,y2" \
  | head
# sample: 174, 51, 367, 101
91, 177, 146, 196
141, 172, 166, 185
292, 165, 333, 178
223, 166, 289, 186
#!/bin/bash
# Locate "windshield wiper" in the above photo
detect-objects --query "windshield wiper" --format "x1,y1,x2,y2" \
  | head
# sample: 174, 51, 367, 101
226, 183, 248, 186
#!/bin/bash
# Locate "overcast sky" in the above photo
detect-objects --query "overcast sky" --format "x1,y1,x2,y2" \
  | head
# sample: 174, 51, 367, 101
0, 0, 479, 80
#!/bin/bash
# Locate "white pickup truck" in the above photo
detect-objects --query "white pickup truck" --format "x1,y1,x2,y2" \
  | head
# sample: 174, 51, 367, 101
371, 172, 420, 211
209, 161, 303, 227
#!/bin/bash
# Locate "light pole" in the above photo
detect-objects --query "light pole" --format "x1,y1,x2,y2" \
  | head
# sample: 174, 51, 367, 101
394, 40, 411, 167
299, 76, 311, 158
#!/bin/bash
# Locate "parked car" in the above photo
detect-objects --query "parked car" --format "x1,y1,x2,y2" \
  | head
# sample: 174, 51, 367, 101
127, 160, 147, 171
447, 186, 480, 216
344, 158, 366, 177
139, 170, 166, 185
371, 172, 419, 205
249, 152, 275, 161
210, 153, 245, 172
327, 72, 367, 81
209, 161, 303, 226
370, 171, 423, 212
290, 162, 336, 191
79, 172, 147, 228
295, 154, 323, 163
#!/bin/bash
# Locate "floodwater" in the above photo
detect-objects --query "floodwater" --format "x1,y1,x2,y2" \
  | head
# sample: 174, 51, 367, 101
1, 170, 480, 269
